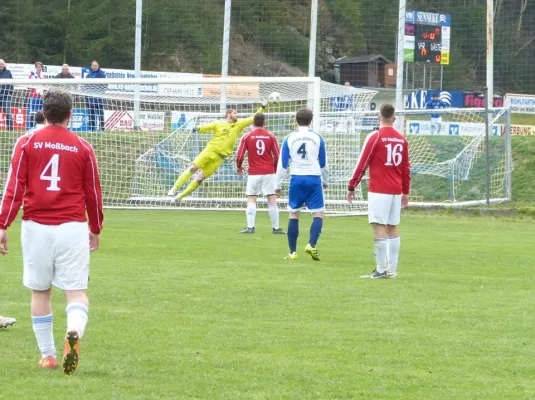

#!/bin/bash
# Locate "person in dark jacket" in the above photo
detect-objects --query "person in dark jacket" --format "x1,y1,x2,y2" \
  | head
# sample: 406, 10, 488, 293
0, 59, 14, 131
55, 64, 75, 79
85, 60, 106, 132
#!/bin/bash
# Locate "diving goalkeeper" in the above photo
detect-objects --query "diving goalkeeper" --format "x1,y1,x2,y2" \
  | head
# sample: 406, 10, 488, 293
168, 100, 268, 202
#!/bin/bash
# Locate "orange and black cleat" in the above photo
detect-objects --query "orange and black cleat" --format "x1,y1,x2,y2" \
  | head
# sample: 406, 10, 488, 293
62, 331, 80, 375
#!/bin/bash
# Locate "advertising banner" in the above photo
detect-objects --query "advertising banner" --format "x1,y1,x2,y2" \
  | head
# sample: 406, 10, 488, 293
104, 110, 165, 131
504, 94, 535, 114
0, 107, 27, 131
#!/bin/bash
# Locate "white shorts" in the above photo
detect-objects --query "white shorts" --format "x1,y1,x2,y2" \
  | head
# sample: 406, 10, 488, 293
246, 174, 276, 196
22, 220, 90, 291
431, 117, 442, 124
367, 192, 402, 226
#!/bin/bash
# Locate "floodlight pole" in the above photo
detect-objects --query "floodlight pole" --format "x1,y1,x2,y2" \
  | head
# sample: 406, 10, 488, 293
308, 0, 319, 130
486, 0, 494, 109
308, 0, 318, 79
220, 0, 231, 114
484, 86, 491, 207
395, 0, 406, 112
133, 0, 142, 130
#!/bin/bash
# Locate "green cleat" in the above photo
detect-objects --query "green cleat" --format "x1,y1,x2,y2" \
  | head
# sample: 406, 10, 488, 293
305, 244, 320, 261
284, 252, 297, 260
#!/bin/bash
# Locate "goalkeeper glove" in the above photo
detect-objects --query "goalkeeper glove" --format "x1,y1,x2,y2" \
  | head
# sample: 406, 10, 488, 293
260, 98, 268, 110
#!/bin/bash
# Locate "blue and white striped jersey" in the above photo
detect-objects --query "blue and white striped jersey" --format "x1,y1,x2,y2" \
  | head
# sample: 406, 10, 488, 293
275, 127, 328, 188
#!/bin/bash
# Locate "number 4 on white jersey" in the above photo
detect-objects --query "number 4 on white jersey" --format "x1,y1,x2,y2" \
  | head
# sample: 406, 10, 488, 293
40, 154, 61, 191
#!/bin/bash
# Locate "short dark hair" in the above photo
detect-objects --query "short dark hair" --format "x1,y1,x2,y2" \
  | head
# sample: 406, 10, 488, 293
295, 108, 313, 126
380, 104, 395, 120
253, 113, 265, 127
34, 111, 45, 124
42, 89, 72, 124
225, 108, 235, 118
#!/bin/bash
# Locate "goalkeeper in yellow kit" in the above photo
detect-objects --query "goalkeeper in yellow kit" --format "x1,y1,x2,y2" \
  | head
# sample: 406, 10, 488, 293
168, 99, 268, 202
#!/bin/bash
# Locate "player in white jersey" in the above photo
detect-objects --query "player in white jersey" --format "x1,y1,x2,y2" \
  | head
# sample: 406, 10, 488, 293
275, 108, 328, 261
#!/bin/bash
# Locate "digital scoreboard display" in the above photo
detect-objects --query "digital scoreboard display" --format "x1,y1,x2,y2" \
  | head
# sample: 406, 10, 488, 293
404, 11, 451, 65
415, 25, 442, 63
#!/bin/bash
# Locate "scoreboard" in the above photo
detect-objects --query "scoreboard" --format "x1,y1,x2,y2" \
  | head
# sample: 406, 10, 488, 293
404, 11, 451, 65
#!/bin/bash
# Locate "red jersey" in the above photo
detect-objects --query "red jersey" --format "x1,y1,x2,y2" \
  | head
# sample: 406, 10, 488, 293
348, 127, 411, 195
0, 126, 104, 234
236, 128, 280, 175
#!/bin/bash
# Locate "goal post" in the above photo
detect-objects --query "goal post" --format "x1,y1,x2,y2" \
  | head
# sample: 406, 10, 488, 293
0, 78, 512, 214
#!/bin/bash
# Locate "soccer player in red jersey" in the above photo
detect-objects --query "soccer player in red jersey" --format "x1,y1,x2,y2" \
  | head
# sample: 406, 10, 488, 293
0, 88, 103, 374
236, 113, 285, 234
346, 104, 410, 279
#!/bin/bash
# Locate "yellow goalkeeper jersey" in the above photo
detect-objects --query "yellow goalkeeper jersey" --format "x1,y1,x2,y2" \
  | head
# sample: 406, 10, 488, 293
198, 107, 263, 157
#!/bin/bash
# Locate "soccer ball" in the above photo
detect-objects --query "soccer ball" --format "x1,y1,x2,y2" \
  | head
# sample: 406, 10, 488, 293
268, 92, 282, 103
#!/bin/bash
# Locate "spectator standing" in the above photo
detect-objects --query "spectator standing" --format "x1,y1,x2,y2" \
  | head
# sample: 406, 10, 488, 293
55, 64, 75, 79
28, 62, 46, 126
0, 59, 14, 131
85, 61, 106, 132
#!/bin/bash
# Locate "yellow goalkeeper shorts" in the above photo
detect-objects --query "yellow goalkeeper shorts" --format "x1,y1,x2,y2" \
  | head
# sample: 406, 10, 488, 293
193, 148, 225, 178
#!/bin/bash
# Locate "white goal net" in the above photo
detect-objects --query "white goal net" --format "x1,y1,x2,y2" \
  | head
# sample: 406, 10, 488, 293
0, 77, 376, 215
0, 78, 511, 215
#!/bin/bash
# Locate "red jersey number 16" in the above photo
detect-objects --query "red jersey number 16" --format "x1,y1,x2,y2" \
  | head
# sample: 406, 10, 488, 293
385, 143, 403, 167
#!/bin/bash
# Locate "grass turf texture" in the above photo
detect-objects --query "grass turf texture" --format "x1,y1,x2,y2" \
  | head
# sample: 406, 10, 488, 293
1, 210, 533, 399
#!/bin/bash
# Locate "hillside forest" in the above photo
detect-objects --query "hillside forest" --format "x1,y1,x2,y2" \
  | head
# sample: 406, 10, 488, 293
0, 0, 533, 93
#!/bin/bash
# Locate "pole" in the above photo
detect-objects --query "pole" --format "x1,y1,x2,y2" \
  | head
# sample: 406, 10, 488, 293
486, 0, 494, 109
423, 64, 426, 90
395, 0, 406, 111
133, 0, 142, 130
505, 107, 512, 201
308, 0, 318, 78
429, 65, 433, 89
440, 65, 443, 90
307, 0, 318, 111
220, 0, 231, 114
405, 62, 408, 89
484, 87, 491, 206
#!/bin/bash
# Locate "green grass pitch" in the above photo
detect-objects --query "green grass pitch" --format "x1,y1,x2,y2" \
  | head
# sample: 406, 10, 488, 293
1, 210, 533, 399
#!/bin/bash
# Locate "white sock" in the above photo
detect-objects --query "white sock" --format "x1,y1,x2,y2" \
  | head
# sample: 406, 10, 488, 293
387, 236, 401, 273
66, 303, 89, 338
374, 238, 388, 273
32, 313, 56, 358
246, 203, 256, 229
268, 204, 279, 229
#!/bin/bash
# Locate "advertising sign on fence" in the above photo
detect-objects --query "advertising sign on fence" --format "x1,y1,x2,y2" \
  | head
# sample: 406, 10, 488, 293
504, 94, 535, 114
406, 120, 494, 136
0, 108, 27, 131
104, 110, 165, 131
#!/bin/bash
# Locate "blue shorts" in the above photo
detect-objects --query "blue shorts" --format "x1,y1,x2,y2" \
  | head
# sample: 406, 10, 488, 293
288, 175, 325, 212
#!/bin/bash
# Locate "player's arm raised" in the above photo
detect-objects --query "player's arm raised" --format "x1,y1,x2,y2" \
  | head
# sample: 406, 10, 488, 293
235, 104, 267, 132
347, 131, 377, 204
275, 136, 290, 196
0, 137, 30, 254
82, 142, 104, 250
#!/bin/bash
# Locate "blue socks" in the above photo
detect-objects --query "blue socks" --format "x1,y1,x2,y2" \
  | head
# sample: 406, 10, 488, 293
309, 217, 323, 246
288, 217, 324, 253
287, 219, 299, 253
